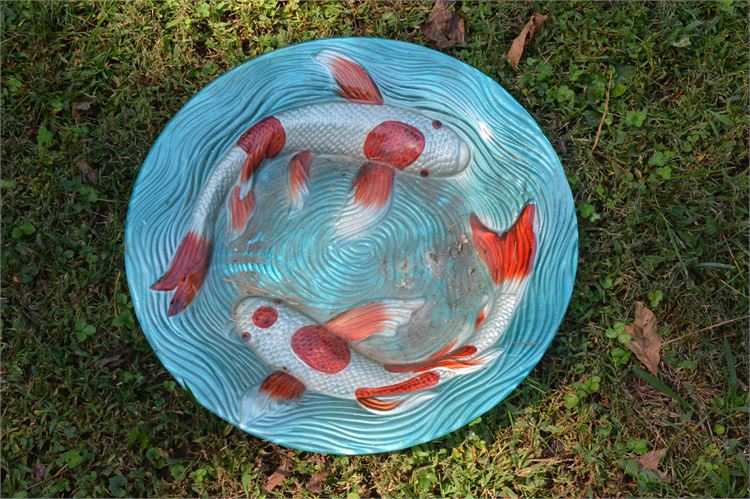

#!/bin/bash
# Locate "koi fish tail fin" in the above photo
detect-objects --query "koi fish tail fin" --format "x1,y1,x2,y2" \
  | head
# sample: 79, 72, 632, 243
288, 151, 313, 215
335, 162, 394, 240
150, 230, 212, 316
355, 371, 440, 413
470, 204, 537, 287
239, 371, 306, 423
325, 297, 424, 343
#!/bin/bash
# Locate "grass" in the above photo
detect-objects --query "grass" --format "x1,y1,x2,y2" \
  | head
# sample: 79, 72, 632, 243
2, 0, 748, 496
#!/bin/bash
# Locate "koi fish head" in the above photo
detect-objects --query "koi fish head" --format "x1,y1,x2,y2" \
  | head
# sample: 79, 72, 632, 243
233, 296, 287, 347
409, 118, 471, 178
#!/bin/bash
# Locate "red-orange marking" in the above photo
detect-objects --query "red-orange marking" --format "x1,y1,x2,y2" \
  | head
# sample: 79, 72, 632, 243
474, 309, 486, 330
325, 301, 391, 342
325, 55, 383, 104
252, 306, 278, 329
363, 121, 425, 169
470, 204, 537, 285
151, 231, 212, 316
291, 326, 351, 375
384, 345, 479, 373
229, 186, 255, 232
351, 162, 395, 210
355, 371, 439, 399
236, 117, 286, 183
259, 371, 306, 400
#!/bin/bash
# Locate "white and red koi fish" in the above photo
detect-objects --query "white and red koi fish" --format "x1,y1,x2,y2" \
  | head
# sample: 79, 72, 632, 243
233, 204, 537, 416
152, 50, 471, 316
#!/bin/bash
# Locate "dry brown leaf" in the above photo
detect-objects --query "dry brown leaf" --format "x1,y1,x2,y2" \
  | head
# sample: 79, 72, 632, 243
72, 100, 94, 122
420, 0, 465, 50
76, 160, 99, 185
506, 13, 550, 70
625, 301, 661, 376
639, 448, 667, 479
94, 349, 132, 369
263, 471, 287, 493
306, 469, 328, 494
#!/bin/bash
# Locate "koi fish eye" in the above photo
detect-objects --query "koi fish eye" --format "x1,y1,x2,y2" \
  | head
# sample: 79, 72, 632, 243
419, 168, 430, 177
432, 120, 442, 129
252, 306, 278, 328
241, 331, 252, 341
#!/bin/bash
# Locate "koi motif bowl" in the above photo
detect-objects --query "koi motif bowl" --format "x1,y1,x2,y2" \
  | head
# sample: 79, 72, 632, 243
125, 38, 577, 454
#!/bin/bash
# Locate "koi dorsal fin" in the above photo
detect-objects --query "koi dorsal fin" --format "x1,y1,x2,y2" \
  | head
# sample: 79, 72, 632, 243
314, 50, 383, 105
324, 298, 424, 343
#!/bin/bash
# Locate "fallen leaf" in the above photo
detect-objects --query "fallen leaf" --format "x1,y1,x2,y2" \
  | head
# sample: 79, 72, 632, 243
263, 471, 287, 493
94, 350, 132, 369
625, 301, 661, 376
420, 0, 465, 50
72, 100, 95, 122
132, 74, 151, 86
76, 160, 99, 185
639, 448, 667, 479
306, 469, 328, 494
32, 463, 46, 481
506, 13, 550, 70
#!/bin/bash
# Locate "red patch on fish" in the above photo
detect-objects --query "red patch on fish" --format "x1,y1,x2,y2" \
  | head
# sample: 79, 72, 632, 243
291, 326, 351, 375
236, 117, 286, 183
364, 121, 425, 169
259, 371, 306, 400
470, 204, 537, 285
151, 231, 212, 316
384, 345, 479, 373
252, 306, 278, 329
229, 186, 255, 232
351, 161, 395, 209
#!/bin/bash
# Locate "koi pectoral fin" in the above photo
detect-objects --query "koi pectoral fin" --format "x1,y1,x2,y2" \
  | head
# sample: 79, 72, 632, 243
239, 371, 306, 423
314, 50, 383, 105
227, 185, 256, 240
335, 161, 394, 239
324, 298, 424, 343
288, 151, 313, 215
151, 231, 212, 316
355, 372, 440, 412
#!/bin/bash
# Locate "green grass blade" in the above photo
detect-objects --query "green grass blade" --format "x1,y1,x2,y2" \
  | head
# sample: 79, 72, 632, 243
633, 367, 695, 413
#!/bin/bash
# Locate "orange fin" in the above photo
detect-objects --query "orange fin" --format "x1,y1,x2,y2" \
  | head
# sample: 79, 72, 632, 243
259, 371, 306, 401
384, 345, 479, 373
324, 298, 423, 343
314, 50, 383, 104
356, 396, 402, 412
289, 151, 313, 214
470, 204, 537, 285
355, 372, 439, 402
228, 186, 255, 236
151, 231, 212, 316
335, 162, 394, 239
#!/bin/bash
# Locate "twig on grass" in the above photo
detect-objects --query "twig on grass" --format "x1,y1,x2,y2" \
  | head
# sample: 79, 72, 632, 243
591, 70, 613, 152
662, 315, 750, 345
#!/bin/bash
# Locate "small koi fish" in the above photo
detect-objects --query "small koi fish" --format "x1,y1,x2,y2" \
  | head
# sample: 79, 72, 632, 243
152, 50, 471, 316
